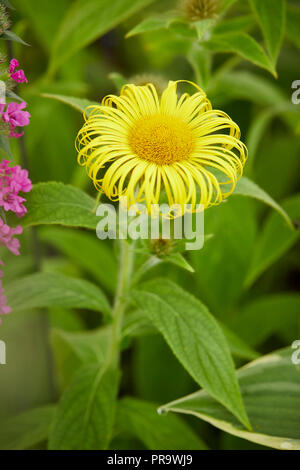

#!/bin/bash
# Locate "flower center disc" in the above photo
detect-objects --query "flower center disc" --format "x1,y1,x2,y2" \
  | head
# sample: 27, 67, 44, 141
129, 115, 194, 165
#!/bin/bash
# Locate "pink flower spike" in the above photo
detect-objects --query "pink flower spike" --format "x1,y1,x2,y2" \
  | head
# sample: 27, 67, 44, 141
11, 69, 28, 84
0, 159, 32, 217
9, 129, 24, 139
0, 279, 11, 317
0, 219, 23, 256
0, 101, 31, 138
9, 165, 32, 193
9, 59, 28, 84
9, 58, 19, 74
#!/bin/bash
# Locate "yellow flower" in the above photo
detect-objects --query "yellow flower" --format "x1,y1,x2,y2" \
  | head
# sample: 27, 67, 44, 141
76, 80, 247, 215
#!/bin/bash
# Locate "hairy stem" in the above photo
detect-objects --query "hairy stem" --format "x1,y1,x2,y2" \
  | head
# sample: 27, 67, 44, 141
109, 239, 135, 366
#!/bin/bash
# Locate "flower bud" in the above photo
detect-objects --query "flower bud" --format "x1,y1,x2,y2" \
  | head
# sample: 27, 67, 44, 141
181, 0, 219, 21
0, 4, 10, 35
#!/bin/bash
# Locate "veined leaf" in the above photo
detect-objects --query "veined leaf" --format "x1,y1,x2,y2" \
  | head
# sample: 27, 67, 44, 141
245, 104, 300, 172
219, 322, 259, 361
49, 364, 119, 450
163, 253, 195, 273
52, 328, 111, 366
115, 397, 208, 450
41, 93, 97, 114
160, 348, 300, 450
49, 0, 155, 75
190, 197, 256, 315
40, 227, 117, 294
21, 182, 99, 230
205, 32, 276, 76
234, 177, 294, 230
122, 310, 258, 361
250, 0, 285, 65
231, 294, 300, 348
126, 17, 170, 38
51, 327, 111, 389
245, 194, 300, 287
1, 30, 29, 46
131, 279, 250, 429
209, 70, 285, 107
213, 15, 254, 35
6, 272, 111, 315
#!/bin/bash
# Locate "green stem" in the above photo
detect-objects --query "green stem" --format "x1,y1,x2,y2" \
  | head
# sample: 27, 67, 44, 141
92, 191, 102, 213
108, 239, 135, 366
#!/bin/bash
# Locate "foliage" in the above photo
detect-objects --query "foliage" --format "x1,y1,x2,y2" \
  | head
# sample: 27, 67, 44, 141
0, 0, 299, 451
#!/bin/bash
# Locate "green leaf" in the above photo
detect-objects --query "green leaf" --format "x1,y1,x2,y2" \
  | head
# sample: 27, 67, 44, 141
12, 0, 70, 52
126, 17, 169, 38
161, 348, 300, 450
0, 405, 56, 450
168, 20, 197, 39
51, 327, 111, 389
205, 32, 276, 76
220, 323, 259, 361
52, 328, 111, 365
245, 104, 299, 172
209, 70, 285, 107
122, 310, 157, 338
193, 19, 215, 40
286, 4, 300, 49
1, 30, 30, 45
234, 176, 294, 229
231, 294, 300, 348
21, 182, 99, 230
116, 397, 208, 450
213, 15, 254, 35
40, 227, 117, 294
6, 272, 110, 315
0, 254, 33, 284
131, 279, 250, 430
48, 307, 85, 333
6, 89, 23, 102
40, 93, 97, 114
49, 364, 119, 450
209, 71, 300, 134
220, 0, 237, 13
122, 310, 259, 361
49, 0, 155, 75
245, 194, 300, 287
108, 72, 127, 92
250, 0, 285, 65
190, 197, 256, 314
187, 44, 211, 90
164, 253, 195, 273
